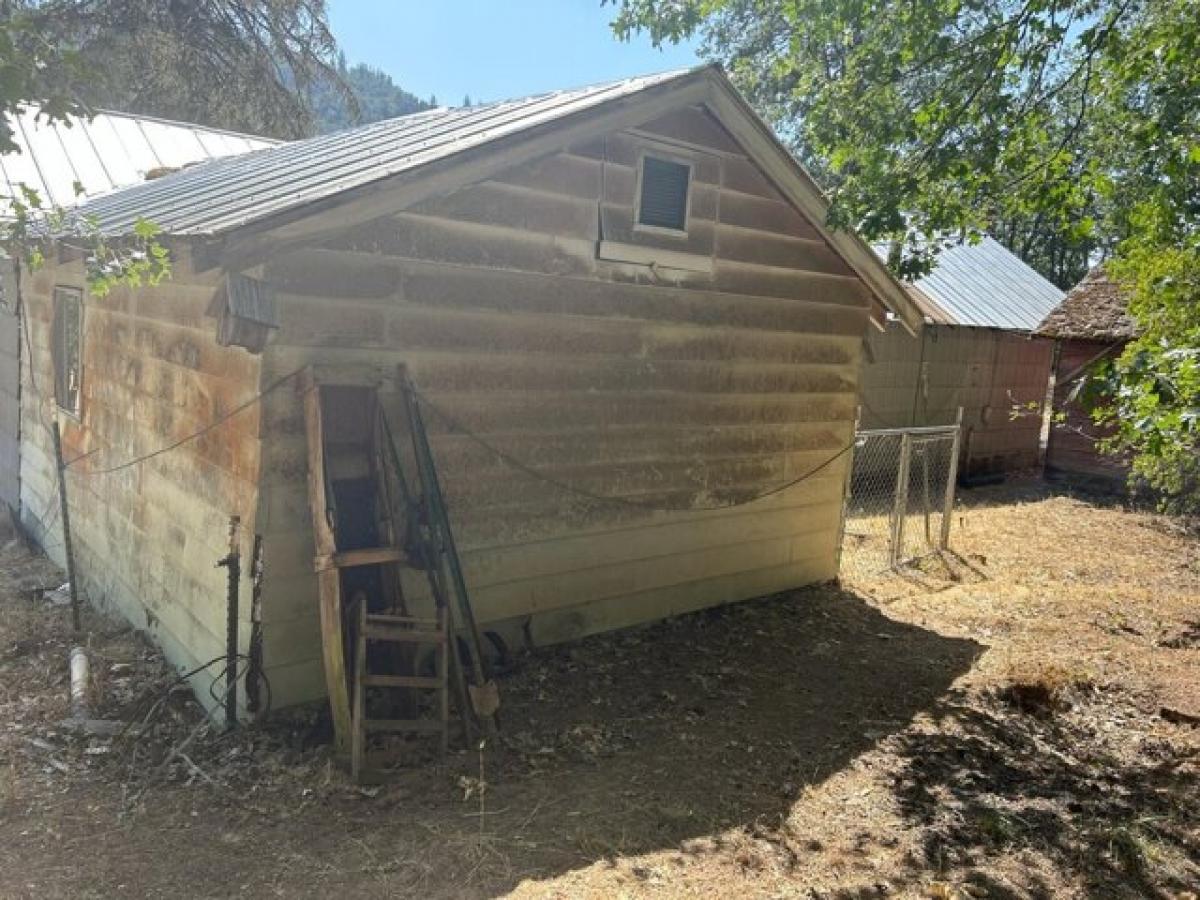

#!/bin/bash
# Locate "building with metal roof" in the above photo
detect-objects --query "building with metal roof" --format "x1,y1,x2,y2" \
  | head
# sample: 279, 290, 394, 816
71, 72, 691, 237
860, 238, 1063, 478
1, 106, 280, 212
0, 107, 278, 514
875, 237, 1065, 331
19, 64, 928, 721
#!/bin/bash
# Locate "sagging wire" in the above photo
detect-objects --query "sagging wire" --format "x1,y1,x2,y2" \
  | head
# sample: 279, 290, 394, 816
409, 385, 854, 512
70, 367, 306, 476
121, 652, 272, 741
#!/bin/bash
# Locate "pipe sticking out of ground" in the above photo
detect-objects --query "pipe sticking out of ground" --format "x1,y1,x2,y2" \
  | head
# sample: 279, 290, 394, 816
68, 646, 89, 719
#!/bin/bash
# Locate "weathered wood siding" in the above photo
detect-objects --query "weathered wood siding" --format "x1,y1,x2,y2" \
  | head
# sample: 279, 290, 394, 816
0, 259, 20, 511
1045, 338, 1128, 490
861, 322, 1053, 476
19, 250, 263, 709
253, 106, 872, 707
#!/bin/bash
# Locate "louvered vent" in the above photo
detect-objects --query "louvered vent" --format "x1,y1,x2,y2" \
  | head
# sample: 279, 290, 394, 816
637, 157, 690, 231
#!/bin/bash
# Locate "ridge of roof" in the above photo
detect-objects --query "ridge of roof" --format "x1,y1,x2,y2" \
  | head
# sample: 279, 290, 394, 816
63, 63, 922, 330
85, 108, 287, 144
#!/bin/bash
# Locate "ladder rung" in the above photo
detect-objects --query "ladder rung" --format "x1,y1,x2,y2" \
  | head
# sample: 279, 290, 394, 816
313, 547, 407, 572
365, 718, 445, 734
364, 624, 444, 644
366, 612, 439, 628
361, 674, 443, 689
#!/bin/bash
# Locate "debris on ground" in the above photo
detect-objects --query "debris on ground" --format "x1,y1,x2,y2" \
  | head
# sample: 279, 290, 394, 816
0, 481, 1197, 899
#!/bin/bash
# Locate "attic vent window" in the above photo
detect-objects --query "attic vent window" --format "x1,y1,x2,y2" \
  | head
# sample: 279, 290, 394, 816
637, 156, 690, 232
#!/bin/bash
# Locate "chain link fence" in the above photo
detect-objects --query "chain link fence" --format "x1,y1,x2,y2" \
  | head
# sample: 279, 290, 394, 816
840, 420, 961, 577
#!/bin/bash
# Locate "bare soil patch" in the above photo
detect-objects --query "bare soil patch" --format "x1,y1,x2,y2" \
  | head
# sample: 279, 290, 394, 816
1, 480, 1197, 898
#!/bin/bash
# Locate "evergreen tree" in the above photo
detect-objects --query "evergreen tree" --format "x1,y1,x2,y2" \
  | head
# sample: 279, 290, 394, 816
7, 0, 350, 140
309, 63, 430, 133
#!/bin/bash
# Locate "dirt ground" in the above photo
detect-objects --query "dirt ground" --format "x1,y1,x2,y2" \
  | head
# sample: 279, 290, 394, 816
1, 480, 1197, 899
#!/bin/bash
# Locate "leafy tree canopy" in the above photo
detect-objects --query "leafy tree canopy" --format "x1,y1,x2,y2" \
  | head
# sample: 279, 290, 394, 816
611, 0, 1199, 508
0, 0, 350, 292
5, 0, 348, 139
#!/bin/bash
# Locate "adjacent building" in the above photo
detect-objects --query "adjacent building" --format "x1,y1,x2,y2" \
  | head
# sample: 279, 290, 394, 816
1036, 266, 1136, 490
861, 237, 1063, 478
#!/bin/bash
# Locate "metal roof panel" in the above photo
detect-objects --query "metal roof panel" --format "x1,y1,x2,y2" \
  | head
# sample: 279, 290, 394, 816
0, 107, 280, 217
69, 70, 694, 236
875, 237, 1064, 330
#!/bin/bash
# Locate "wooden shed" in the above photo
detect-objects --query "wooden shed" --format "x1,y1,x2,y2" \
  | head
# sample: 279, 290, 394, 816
1036, 266, 1136, 490
20, 66, 922, 714
859, 238, 1061, 479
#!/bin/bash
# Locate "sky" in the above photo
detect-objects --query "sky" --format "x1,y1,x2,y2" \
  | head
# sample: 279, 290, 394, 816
328, 0, 702, 105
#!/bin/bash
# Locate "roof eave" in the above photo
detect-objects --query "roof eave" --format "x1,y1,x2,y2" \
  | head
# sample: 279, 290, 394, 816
698, 72, 924, 335
202, 63, 923, 335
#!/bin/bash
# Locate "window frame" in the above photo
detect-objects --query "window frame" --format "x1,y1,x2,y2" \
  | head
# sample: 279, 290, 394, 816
632, 150, 693, 239
52, 285, 84, 419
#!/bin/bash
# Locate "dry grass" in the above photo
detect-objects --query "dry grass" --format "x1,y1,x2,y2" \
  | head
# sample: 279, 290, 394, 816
0, 480, 1198, 899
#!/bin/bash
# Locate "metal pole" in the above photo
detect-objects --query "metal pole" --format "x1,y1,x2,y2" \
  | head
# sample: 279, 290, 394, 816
217, 515, 241, 730
51, 420, 82, 634
246, 534, 264, 718
835, 407, 861, 575
940, 407, 964, 550
890, 432, 912, 568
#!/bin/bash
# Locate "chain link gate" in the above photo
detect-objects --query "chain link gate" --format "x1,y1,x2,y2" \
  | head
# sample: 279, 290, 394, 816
839, 410, 962, 577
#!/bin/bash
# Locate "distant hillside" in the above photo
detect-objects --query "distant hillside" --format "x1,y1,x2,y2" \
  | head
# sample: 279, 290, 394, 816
311, 58, 432, 133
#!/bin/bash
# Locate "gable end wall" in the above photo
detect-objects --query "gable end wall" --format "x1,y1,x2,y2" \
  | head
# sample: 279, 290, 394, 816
252, 104, 873, 707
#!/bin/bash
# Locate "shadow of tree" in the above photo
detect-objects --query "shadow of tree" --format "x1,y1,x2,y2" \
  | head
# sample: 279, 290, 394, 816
0, 579, 990, 900
420, 584, 984, 889
878, 691, 1200, 898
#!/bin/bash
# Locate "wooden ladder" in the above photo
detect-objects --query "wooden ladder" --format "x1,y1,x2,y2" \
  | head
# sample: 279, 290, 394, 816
351, 602, 449, 779
300, 367, 497, 782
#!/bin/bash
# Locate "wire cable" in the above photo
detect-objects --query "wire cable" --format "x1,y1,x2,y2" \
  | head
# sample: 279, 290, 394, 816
70, 367, 305, 476
410, 386, 853, 512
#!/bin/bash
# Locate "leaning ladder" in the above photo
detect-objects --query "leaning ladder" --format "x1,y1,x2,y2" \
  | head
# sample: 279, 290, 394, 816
300, 368, 498, 781
396, 365, 500, 732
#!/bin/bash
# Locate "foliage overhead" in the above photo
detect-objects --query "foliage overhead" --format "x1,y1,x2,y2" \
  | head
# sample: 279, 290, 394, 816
0, 0, 352, 296
5, 0, 350, 139
611, 0, 1199, 509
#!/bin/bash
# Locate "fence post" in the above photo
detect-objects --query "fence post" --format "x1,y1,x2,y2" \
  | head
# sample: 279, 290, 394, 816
834, 407, 860, 574
890, 432, 912, 568
217, 516, 241, 730
51, 420, 82, 635
940, 407, 964, 549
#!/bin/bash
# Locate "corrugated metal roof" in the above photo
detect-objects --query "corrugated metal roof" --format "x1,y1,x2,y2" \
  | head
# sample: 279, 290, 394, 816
873, 238, 1065, 330
0, 107, 280, 212
903, 237, 1064, 330
69, 69, 693, 237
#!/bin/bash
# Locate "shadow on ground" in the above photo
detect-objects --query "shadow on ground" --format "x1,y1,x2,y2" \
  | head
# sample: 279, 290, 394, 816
317, 584, 984, 895
0, 584, 982, 898
875, 692, 1200, 900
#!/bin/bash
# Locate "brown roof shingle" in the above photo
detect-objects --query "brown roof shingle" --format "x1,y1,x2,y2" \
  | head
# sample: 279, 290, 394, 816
1036, 266, 1137, 341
